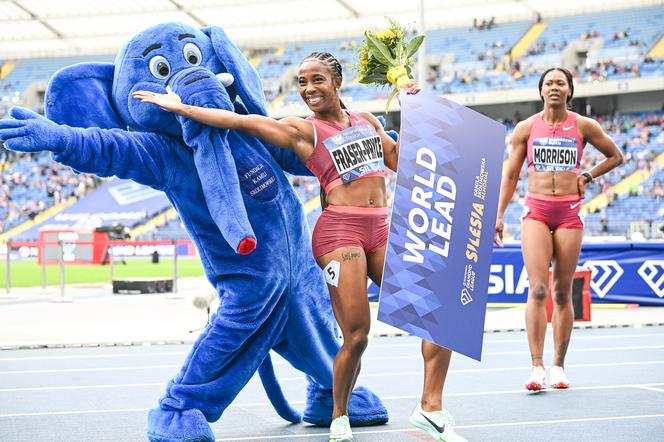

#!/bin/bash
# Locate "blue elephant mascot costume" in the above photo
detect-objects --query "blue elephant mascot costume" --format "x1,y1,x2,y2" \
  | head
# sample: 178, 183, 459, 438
0, 22, 388, 441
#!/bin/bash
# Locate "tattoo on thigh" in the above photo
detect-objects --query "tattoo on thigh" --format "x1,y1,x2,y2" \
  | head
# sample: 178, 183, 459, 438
342, 250, 362, 262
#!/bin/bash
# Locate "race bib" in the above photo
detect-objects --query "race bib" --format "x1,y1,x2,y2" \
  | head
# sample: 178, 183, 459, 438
323, 125, 384, 184
532, 137, 578, 172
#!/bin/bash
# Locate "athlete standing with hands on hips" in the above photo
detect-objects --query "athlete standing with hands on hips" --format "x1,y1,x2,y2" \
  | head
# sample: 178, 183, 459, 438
494, 67, 623, 391
134, 52, 465, 442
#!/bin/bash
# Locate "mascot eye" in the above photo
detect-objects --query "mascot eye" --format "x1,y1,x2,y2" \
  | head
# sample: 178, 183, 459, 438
149, 56, 171, 79
183, 43, 202, 66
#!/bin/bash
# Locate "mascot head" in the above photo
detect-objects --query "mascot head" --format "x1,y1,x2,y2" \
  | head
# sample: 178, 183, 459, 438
44, 22, 271, 254
46, 22, 266, 135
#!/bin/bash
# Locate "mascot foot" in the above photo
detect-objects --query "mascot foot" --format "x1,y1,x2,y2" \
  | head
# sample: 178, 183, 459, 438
147, 407, 215, 442
302, 385, 389, 426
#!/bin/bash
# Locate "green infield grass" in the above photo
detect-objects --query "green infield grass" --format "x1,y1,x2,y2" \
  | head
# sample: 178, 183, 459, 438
0, 257, 205, 288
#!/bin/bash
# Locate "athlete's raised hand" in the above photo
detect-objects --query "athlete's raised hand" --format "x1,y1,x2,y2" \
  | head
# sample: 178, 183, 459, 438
133, 86, 183, 113
397, 82, 421, 105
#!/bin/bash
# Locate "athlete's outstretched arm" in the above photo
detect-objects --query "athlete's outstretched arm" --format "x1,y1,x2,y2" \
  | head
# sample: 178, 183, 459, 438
133, 89, 312, 157
495, 120, 529, 246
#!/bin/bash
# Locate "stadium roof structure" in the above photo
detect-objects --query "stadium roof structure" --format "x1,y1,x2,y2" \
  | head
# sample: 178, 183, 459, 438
0, 0, 658, 60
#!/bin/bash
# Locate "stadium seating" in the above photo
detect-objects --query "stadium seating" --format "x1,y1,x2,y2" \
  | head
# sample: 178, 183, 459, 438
1, 7, 663, 107
0, 151, 102, 233
1, 5, 663, 240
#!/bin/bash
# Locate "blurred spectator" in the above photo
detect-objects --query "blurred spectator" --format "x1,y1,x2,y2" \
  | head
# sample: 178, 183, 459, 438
600, 210, 609, 233
650, 179, 664, 199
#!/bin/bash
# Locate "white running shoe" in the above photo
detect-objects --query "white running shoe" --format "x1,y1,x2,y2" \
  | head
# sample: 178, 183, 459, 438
525, 366, 546, 391
409, 404, 468, 442
549, 365, 570, 389
329, 415, 353, 442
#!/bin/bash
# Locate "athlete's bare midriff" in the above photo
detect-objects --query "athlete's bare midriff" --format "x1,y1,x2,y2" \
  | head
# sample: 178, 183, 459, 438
527, 170, 580, 197
325, 176, 388, 208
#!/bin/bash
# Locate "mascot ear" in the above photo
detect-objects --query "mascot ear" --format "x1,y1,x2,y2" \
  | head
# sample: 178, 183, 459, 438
202, 26, 267, 116
45, 62, 124, 129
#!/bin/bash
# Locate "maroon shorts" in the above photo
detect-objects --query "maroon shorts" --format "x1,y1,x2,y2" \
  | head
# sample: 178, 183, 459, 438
312, 205, 389, 259
520, 193, 584, 231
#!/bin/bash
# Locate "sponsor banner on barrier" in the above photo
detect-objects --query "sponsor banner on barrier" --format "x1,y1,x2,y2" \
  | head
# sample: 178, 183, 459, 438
378, 92, 506, 361
486, 243, 664, 305
16, 179, 171, 240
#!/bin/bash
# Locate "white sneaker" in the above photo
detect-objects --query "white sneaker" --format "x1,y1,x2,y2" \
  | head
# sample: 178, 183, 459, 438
549, 365, 570, 389
409, 404, 468, 442
525, 366, 545, 391
329, 415, 353, 442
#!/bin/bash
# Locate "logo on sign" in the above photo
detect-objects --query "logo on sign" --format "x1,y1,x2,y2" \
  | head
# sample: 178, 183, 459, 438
460, 288, 473, 305
582, 260, 623, 298
637, 260, 664, 298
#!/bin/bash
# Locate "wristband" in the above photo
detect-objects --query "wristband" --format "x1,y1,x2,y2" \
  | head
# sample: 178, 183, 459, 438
582, 171, 593, 183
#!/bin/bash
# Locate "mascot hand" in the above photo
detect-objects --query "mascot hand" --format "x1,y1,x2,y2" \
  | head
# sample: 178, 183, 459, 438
376, 115, 399, 142
0, 107, 68, 153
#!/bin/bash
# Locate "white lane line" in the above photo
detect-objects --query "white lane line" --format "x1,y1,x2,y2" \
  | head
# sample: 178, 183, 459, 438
3, 359, 664, 378
0, 382, 165, 393
215, 414, 664, 440
456, 413, 664, 429
363, 344, 664, 360
367, 360, 664, 377
479, 332, 664, 345
0, 351, 188, 362
636, 385, 664, 393
9, 378, 664, 394
384, 382, 664, 399
228, 382, 664, 407
480, 344, 664, 356
217, 428, 427, 441
3, 384, 664, 418
369, 332, 664, 347
3, 332, 662, 361
0, 364, 180, 375
0, 408, 150, 418
3, 344, 663, 368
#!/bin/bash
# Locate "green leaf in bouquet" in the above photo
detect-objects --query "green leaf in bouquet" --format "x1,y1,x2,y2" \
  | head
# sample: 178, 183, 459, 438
366, 41, 392, 67
365, 32, 396, 66
406, 35, 424, 58
359, 72, 390, 85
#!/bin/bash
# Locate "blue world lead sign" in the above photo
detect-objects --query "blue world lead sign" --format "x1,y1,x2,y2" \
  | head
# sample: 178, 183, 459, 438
378, 91, 506, 361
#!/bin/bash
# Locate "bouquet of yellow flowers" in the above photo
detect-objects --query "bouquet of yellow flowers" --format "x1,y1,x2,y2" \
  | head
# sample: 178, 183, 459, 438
355, 18, 424, 111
